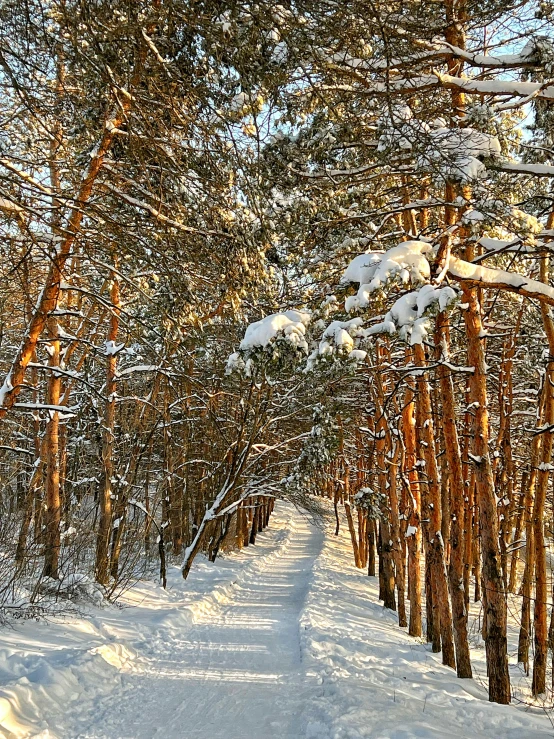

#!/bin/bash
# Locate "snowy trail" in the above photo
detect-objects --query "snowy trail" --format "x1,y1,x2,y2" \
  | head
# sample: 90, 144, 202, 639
75, 514, 324, 739
59, 509, 324, 739
2, 502, 554, 739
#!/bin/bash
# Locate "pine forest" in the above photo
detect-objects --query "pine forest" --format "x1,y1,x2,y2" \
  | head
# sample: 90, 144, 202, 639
1, 1, 554, 736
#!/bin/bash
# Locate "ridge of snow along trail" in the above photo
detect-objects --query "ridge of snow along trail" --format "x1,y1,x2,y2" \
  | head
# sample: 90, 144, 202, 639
0, 503, 552, 739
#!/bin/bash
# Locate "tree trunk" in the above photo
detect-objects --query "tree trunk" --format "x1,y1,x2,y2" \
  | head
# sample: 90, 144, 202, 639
462, 282, 510, 704
0, 30, 154, 419
518, 460, 538, 670
95, 269, 120, 584
414, 342, 456, 669
532, 250, 554, 696
508, 474, 526, 594
43, 317, 62, 579
435, 311, 472, 677
401, 354, 423, 637
249, 497, 260, 545
374, 345, 396, 611
388, 442, 407, 627
367, 519, 376, 576
345, 501, 362, 568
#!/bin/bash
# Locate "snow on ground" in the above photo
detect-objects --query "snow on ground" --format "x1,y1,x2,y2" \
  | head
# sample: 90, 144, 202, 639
301, 514, 553, 739
0, 502, 552, 739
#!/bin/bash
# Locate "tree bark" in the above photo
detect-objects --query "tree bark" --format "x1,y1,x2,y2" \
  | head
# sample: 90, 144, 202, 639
413, 342, 456, 669
461, 282, 510, 704
374, 344, 396, 611
367, 519, 376, 576
531, 250, 554, 696
95, 269, 120, 584
401, 354, 423, 637
43, 317, 62, 579
388, 442, 407, 627
435, 311, 472, 677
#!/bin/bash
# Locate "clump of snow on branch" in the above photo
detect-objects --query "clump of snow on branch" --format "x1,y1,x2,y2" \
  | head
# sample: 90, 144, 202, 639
340, 241, 458, 345
418, 126, 501, 182
369, 284, 458, 345
105, 340, 125, 356
341, 251, 383, 286
228, 310, 312, 374
378, 106, 501, 183
462, 202, 542, 241
239, 310, 311, 351
342, 240, 432, 311
448, 257, 554, 302
227, 91, 264, 119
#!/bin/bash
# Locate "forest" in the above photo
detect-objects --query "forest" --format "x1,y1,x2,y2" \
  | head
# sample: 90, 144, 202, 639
1, 0, 554, 735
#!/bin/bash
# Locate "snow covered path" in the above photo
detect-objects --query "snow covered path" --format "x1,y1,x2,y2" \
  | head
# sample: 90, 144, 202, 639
1, 502, 553, 739
74, 511, 324, 739
0, 505, 328, 739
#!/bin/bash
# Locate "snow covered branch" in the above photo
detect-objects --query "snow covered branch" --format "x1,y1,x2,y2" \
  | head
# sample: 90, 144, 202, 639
448, 257, 554, 306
